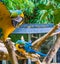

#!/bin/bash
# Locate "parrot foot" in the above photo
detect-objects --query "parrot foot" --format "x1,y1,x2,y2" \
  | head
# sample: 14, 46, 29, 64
15, 50, 26, 58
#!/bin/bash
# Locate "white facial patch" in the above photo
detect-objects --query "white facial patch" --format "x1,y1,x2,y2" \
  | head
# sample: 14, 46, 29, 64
12, 15, 23, 27
12, 16, 23, 23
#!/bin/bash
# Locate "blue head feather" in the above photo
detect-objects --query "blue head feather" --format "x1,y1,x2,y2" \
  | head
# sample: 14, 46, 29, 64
9, 10, 22, 15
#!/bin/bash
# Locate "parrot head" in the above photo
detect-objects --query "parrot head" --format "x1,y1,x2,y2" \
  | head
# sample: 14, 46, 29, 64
0, 2, 24, 42
15, 40, 26, 50
16, 40, 26, 45
10, 10, 24, 28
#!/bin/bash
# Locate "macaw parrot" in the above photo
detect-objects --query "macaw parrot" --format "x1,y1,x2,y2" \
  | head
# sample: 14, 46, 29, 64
15, 40, 47, 57
15, 40, 26, 54
0, 2, 24, 42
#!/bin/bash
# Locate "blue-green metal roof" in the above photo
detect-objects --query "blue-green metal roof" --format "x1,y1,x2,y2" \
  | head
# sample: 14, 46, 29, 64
13, 24, 60, 34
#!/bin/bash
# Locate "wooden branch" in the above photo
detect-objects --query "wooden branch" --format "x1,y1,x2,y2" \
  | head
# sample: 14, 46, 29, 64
0, 48, 42, 64
35, 59, 42, 64
4, 39, 18, 64
0, 42, 40, 61
0, 41, 26, 60
50, 32, 60, 36
42, 35, 60, 64
0, 51, 9, 60
0, 40, 42, 64
0, 51, 26, 60
32, 25, 58, 50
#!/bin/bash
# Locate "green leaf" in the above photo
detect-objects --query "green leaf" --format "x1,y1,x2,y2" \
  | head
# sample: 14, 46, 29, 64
37, 4, 47, 10
55, 0, 60, 3
54, 9, 60, 25
45, 3, 55, 10
37, 3, 55, 10
40, 11, 49, 20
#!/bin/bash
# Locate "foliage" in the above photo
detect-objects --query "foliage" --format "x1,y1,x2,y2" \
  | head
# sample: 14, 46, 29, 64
9, 34, 28, 42
2, 0, 35, 15
2, 0, 60, 24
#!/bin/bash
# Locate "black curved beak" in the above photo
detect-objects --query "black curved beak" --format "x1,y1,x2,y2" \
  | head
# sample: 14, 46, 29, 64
12, 16, 24, 27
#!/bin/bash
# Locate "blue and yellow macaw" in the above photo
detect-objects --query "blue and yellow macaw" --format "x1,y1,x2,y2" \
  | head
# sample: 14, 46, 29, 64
0, 2, 24, 42
15, 40, 47, 57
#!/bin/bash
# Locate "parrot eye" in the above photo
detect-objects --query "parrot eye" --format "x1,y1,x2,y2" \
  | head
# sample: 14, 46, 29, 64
11, 16, 24, 27
18, 45, 24, 49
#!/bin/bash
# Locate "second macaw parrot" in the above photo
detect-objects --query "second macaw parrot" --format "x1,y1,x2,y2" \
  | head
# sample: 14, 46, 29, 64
0, 2, 24, 42
15, 40, 47, 57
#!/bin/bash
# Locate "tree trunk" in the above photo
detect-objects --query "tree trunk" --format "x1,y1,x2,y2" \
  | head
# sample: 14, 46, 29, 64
42, 34, 60, 64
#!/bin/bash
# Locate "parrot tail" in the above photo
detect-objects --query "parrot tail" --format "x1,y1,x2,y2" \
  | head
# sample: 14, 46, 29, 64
36, 51, 47, 57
